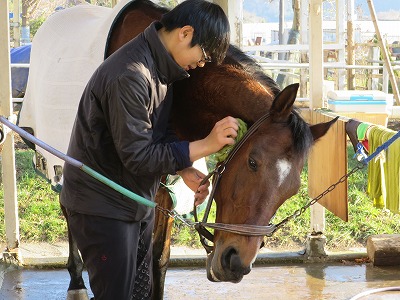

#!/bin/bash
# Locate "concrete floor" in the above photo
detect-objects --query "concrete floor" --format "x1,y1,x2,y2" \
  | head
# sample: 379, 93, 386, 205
1, 262, 400, 300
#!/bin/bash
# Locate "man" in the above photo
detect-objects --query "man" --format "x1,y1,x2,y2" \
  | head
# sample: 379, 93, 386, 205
60, 0, 238, 299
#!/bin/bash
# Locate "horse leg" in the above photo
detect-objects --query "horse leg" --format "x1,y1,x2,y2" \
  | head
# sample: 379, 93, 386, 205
152, 185, 174, 300
61, 203, 89, 300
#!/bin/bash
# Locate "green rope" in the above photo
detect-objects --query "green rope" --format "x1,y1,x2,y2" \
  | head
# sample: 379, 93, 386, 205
206, 118, 248, 172
81, 164, 156, 208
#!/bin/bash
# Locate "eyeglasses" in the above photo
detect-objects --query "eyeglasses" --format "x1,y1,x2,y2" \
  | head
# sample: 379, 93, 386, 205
199, 45, 212, 64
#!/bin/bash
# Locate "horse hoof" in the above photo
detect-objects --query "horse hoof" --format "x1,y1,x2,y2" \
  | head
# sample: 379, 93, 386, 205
66, 289, 90, 300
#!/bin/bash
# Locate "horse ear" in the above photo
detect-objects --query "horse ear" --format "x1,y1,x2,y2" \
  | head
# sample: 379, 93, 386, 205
309, 116, 339, 141
270, 83, 299, 122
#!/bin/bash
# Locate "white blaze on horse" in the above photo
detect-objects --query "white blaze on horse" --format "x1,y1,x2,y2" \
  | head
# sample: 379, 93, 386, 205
18, 1, 336, 299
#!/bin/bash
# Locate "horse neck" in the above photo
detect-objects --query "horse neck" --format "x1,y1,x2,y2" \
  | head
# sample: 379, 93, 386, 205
172, 64, 274, 141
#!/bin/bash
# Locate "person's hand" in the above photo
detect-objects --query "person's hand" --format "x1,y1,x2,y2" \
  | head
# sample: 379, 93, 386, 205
177, 167, 210, 206
206, 116, 239, 153
189, 116, 239, 162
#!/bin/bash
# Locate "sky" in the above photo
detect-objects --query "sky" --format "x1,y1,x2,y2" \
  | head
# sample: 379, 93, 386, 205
356, 0, 400, 13
243, 0, 400, 23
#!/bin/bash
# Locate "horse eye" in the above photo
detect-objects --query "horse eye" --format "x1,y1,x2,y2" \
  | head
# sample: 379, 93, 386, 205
248, 157, 257, 171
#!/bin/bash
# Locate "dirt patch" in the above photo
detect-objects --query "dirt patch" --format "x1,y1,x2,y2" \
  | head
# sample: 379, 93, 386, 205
14, 134, 30, 150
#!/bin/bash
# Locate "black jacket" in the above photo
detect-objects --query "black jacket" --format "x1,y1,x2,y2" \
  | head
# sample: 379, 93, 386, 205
60, 22, 191, 221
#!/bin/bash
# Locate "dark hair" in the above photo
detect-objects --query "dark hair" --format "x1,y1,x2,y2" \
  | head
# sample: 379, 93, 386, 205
160, 0, 230, 64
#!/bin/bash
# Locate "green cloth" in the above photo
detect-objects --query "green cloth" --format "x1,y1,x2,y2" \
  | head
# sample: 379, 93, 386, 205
206, 118, 248, 172
356, 122, 372, 141
367, 125, 400, 214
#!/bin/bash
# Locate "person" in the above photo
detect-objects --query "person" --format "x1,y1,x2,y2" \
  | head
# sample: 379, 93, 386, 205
59, 0, 239, 299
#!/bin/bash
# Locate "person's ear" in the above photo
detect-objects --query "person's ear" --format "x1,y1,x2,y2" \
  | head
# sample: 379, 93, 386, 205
179, 25, 194, 42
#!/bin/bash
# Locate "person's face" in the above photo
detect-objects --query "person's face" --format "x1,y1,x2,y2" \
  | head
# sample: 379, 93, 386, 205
173, 27, 212, 71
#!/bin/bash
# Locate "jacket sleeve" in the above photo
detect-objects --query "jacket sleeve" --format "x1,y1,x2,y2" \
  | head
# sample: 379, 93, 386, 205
100, 71, 192, 176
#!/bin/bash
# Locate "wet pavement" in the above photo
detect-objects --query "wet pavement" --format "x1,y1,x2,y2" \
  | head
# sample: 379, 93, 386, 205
1, 243, 400, 299
1, 262, 400, 299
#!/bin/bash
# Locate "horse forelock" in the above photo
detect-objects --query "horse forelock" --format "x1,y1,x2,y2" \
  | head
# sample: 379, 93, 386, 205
289, 109, 314, 155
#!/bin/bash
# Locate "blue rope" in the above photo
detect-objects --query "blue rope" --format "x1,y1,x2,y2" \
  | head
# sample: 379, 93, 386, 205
362, 130, 400, 165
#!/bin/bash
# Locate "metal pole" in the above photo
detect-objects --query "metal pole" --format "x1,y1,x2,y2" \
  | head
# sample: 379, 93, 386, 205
0, 0, 21, 261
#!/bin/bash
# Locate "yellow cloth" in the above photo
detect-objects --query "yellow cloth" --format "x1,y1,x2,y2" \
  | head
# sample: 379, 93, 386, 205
367, 126, 400, 214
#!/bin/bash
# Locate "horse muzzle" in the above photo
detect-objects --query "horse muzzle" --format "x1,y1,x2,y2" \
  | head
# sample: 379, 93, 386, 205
206, 246, 251, 283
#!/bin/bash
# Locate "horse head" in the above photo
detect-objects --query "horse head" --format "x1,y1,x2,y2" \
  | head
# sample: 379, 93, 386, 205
205, 83, 337, 283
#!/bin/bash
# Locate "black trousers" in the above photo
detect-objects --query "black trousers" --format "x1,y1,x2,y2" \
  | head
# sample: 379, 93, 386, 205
66, 209, 155, 300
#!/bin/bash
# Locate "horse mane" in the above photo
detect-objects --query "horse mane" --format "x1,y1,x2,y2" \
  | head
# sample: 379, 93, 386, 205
224, 45, 281, 97
225, 46, 312, 155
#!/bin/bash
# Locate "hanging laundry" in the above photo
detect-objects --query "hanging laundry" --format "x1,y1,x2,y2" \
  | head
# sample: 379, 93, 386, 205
356, 122, 373, 152
346, 119, 362, 152
367, 125, 400, 214
346, 119, 373, 162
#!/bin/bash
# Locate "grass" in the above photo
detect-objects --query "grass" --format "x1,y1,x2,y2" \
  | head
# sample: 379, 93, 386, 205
171, 144, 400, 251
1, 143, 400, 251
0, 149, 67, 243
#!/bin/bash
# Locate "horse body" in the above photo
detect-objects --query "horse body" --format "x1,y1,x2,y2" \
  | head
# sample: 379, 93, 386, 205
18, 0, 336, 298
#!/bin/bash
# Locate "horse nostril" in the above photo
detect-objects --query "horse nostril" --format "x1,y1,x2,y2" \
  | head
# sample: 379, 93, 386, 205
221, 247, 243, 273
221, 247, 236, 270
230, 252, 242, 272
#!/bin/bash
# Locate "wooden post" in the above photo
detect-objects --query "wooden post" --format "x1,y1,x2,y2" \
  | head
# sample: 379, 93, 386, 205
308, 0, 326, 244
370, 46, 380, 90
278, 0, 285, 60
336, 0, 346, 90
309, 0, 324, 109
0, 0, 21, 262
300, 0, 309, 98
347, 0, 355, 89
13, 0, 21, 47
367, 0, 400, 105
213, 0, 243, 48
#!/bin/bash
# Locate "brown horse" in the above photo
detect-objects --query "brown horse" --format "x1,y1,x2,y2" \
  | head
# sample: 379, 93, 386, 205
19, 1, 337, 299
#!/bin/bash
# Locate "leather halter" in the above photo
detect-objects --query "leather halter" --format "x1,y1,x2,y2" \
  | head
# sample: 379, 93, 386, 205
193, 112, 278, 253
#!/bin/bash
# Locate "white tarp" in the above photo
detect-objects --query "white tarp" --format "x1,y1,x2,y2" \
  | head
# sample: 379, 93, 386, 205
19, 1, 131, 187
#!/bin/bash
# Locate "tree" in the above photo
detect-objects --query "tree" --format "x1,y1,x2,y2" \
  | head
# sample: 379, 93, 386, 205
276, 0, 300, 87
12, 0, 114, 42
